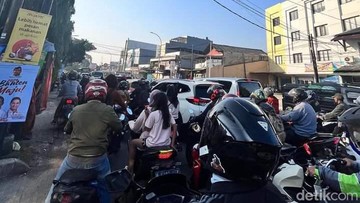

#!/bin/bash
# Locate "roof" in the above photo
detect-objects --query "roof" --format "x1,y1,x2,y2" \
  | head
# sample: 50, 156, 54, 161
332, 27, 360, 41
211, 44, 267, 66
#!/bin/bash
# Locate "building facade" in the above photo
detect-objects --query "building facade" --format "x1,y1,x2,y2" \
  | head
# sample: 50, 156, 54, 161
266, 0, 360, 87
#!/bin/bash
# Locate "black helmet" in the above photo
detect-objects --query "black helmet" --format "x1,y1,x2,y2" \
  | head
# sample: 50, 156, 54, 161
207, 84, 225, 102
288, 88, 307, 103
138, 79, 146, 86
119, 80, 129, 90
263, 87, 274, 97
339, 107, 360, 131
305, 90, 317, 102
68, 70, 78, 80
199, 98, 281, 183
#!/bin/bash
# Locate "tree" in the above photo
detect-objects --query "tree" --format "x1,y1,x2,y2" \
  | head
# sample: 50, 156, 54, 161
66, 38, 96, 64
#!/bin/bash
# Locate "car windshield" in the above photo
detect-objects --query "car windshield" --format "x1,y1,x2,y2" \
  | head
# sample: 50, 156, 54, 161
195, 85, 212, 98
238, 82, 261, 97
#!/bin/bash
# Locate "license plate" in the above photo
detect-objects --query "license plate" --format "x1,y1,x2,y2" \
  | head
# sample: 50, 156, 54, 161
154, 168, 180, 177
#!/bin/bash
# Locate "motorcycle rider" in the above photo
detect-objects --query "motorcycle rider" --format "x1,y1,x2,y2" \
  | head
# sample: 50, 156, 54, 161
250, 89, 286, 143
104, 74, 127, 109
317, 93, 349, 133
191, 98, 286, 203
45, 79, 122, 203
167, 84, 181, 124
264, 87, 280, 114
118, 80, 130, 104
306, 107, 360, 197
127, 91, 177, 174
280, 88, 317, 146
51, 70, 82, 124
130, 79, 150, 115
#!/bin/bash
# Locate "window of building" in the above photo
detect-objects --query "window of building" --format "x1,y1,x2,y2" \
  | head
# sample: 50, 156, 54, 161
340, 0, 353, 4
317, 50, 331, 61
291, 31, 301, 41
343, 16, 360, 31
312, 1, 325, 14
275, 56, 283, 64
273, 17, 280, 27
274, 36, 281, 45
290, 10, 298, 21
293, 53, 303, 63
315, 24, 328, 37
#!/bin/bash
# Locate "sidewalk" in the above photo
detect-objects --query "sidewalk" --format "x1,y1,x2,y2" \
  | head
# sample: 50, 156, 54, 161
0, 90, 68, 203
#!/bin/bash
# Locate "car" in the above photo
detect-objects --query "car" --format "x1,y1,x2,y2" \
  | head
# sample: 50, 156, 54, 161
198, 77, 263, 98
151, 79, 220, 123
91, 71, 104, 79
282, 82, 360, 112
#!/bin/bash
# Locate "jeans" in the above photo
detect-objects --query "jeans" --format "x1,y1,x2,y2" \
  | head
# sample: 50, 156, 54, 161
45, 154, 111, 203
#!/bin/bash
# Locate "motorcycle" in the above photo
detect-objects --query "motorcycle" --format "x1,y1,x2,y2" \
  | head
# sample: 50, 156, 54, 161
272, 130, 360, 202
133, 145, 181, 182
108, 106, 133, 154
110, 169, 200, 203
56, 97, 77, 127
317, 111, 339, 134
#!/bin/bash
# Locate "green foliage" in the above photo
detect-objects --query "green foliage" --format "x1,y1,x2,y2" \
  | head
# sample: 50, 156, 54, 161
66, 38, 96, 64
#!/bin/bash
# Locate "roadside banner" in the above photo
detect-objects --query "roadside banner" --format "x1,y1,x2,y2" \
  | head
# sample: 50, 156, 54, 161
2, 8, 52, 65
0, 63, 39, 122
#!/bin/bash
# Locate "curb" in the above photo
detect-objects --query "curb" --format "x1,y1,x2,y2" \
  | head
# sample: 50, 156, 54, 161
0, 158, 30, 179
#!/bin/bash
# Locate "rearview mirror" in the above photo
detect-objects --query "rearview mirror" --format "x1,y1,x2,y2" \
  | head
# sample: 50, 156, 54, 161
126, 107, 133, 116
119, 114, 125, 121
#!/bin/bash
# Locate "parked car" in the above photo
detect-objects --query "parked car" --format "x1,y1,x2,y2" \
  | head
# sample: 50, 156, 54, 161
282, 82, 360, 112
198, 77, 262, 98
151, 79, 219, 123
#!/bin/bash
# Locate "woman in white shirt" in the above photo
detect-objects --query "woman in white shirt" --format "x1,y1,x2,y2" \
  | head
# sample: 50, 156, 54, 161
166, 85, 180, 123
127, 92, 177, 174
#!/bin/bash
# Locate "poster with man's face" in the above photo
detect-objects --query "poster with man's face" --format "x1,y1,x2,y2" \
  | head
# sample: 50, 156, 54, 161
0, 63, 39, 122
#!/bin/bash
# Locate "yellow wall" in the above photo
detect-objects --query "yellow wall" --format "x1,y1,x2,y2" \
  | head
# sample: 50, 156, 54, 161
265, 4, 287, 73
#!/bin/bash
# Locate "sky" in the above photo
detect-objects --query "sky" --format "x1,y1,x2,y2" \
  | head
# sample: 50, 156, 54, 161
72, 0, 283, 64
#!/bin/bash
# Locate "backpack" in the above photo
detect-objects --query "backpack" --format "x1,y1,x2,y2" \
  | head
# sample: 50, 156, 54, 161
260, 102, 286, 143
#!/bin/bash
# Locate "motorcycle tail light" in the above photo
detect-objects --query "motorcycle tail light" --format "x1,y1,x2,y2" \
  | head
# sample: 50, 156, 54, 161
65, 99, 73, 104
158, 150, 173, 159
60, 193, 72, 203
303, 143, 312, 155
333, 137, 340, 145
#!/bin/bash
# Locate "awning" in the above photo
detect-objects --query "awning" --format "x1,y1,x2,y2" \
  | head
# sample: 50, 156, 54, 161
332, 27, 360, 41
333, 64, 360, 73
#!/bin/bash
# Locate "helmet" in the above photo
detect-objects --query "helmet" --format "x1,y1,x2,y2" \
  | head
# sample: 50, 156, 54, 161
305, 90, 317, 102
339, 107, 360, 130
263, 87, 274, 97
68, 70, 78, 80
199, 98, 281, 183
288, 88, 307, 103
221, 94, 239, 101
138, 79, 146, 86
85, 79, 108, 102
207, 84, 225, 102
119, 80, 129, 90
250, 89, 267, 105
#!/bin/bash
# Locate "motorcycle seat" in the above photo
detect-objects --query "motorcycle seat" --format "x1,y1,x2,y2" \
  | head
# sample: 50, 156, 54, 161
55, 169, 98, 185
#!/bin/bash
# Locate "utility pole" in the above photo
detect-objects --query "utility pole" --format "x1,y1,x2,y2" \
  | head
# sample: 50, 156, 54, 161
122, 38, 129, 72
0, 0, 24, 44
191, 44, 194, 79
308, 34, 319, 83
209, 41, 212, 77
242, 52, 246, 78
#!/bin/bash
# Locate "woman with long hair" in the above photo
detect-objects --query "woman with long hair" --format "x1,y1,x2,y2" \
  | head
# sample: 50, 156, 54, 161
127, 92, 177, 174
166, 85, 180, 124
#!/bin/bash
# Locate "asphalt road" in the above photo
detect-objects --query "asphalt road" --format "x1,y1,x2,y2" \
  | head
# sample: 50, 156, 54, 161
0, 90, 192, 203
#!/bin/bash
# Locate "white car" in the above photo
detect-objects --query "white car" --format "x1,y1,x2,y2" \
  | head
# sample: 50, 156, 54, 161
151, 79, 219, 123
199, 77, 263, 98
